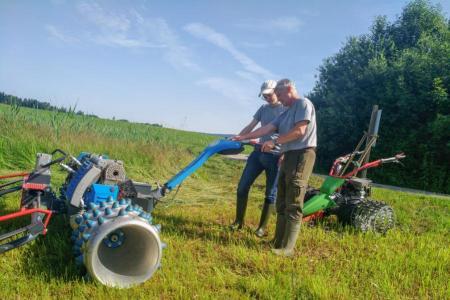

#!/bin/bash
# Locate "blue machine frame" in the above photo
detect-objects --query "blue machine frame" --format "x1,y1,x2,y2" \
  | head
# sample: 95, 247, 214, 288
164, 139, 243, 190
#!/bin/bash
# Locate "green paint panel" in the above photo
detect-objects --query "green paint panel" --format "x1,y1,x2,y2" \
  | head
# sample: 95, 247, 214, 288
303, 194, 336, 216
320, 176, 346, 195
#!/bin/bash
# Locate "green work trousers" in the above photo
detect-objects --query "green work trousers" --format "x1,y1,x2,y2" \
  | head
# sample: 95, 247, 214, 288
276, 148, 316, 221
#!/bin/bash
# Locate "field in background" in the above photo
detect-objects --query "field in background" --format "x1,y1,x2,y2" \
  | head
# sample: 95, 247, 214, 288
0, 104, 449, 299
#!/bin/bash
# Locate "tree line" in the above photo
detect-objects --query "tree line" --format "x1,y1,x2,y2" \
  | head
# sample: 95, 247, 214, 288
0, 92, 164, 128
308, 0, 449, 193
0, 92, 97, 117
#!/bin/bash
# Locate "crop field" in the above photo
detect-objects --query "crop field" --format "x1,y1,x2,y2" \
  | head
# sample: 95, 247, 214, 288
0, 104, 449, 299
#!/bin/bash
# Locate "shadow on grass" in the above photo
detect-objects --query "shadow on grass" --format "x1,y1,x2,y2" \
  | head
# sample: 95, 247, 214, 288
154, 210, 378, 250
21, 214, 84, 282
9, 210, 374, 284
18, 212, 262, 284
155, 213, 264, 250
305, 216, 364, 235
0, 188, 83, 282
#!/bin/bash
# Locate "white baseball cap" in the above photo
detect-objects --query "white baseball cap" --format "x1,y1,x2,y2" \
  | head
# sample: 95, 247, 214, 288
258, 80, 277, 97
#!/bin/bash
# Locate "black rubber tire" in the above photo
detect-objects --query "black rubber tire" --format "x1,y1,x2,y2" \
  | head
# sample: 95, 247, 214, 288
337, 199, 395, 234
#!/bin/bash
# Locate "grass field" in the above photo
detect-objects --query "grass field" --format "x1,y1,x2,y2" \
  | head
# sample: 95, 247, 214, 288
0, 104, 449, 299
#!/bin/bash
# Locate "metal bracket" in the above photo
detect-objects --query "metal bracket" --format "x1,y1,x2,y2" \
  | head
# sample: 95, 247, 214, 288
0, 222, 45, 254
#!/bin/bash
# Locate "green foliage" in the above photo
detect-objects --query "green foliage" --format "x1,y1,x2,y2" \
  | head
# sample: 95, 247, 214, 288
309, 0, 449, 193
0, 103, 214, 179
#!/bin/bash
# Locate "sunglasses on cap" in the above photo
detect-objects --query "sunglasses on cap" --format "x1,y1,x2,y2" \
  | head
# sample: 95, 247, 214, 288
262, 93, 274, 99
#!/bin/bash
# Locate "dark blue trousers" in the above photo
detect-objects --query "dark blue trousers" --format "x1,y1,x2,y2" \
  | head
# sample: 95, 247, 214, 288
237, 150, 280, 204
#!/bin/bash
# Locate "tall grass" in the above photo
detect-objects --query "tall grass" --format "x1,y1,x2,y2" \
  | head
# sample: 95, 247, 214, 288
0, 103, 448, 299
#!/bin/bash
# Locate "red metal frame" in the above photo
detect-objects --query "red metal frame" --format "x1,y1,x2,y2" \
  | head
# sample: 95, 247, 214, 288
0, 172, 29, 180
0, 208, 53, 235
339, 160, 382, 179
21, 175, 48, 191
1, 171, 53, 235
302, 211, 325, 222
329, 158, 383, 178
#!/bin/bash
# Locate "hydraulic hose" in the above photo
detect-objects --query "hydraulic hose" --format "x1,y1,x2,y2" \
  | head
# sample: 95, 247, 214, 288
0, 185, 22, 197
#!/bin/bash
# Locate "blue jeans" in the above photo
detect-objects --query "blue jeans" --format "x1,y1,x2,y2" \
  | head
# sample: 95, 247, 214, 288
237, 150, 280, 204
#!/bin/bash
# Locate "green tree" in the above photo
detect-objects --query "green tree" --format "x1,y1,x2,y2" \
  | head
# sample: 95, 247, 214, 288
309, 0, 449, 193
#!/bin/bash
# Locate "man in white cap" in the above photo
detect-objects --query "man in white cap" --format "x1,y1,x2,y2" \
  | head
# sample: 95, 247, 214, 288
233, 79, 317, 256
230, 80, 286, 237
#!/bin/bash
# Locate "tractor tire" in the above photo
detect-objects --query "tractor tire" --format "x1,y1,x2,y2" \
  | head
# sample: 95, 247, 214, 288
337, 199, 395, 234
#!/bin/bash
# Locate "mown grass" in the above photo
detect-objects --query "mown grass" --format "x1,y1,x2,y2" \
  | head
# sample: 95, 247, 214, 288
0, 103, 449, 299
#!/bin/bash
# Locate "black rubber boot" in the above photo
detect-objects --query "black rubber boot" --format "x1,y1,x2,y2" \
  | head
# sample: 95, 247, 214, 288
229, 196, 248, 230
271, 219, 301, 257
255, 203, 275, 238
271, 214, 286, 248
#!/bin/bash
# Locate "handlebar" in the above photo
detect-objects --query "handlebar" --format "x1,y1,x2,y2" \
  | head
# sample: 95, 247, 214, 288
40, 149, 68, 168
381, 153, 405, 164
238, 139, 280, 154
331, 152, 405, 178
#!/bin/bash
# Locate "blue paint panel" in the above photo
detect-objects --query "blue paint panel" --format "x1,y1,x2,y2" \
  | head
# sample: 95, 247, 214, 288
76, 152, 91, 161
65, 160, 94, 202
84, 184, 119, 206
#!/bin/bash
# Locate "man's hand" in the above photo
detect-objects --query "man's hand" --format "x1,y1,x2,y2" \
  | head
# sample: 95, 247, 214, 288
261, 140, 275, 152
231, 135, 245, 141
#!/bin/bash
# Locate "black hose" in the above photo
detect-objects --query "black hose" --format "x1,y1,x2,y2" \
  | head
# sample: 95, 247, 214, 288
0, 185, 22, 197
0, 179, 23, 189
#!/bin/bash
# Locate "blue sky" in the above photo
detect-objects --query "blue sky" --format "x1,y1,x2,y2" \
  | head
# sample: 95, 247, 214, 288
1, 0, 448, 133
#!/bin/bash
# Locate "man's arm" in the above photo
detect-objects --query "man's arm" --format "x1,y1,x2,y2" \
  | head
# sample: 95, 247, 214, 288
276, 120, 308, 144
239, 119, 259, 135
261, 121, 308, 152
233, 123, 277, 141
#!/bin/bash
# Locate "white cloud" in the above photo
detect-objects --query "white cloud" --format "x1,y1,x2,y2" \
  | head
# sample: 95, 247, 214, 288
196, 77, 254, 106
45, 25, 79, 43
270, 17, 303, 32
77, 2, 130, 33
134, 15, 199, 70
68, 3, 198, 70
92, 34, 165, 48
184, 23, 275, 79
236, 17, 303, 33
76, 3, 164, 49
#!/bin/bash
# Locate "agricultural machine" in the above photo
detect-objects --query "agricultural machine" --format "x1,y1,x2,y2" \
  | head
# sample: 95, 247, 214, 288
302, 106, 403, 232
0, 139, 246, 287
302, 138, 403, 233
0, 106, 404, 288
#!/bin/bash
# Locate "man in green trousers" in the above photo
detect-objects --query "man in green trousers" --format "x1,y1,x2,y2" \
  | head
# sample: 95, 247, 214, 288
233, 79, 317, 256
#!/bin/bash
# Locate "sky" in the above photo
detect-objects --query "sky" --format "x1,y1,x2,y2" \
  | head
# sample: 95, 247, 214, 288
1, 0, 449, 134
